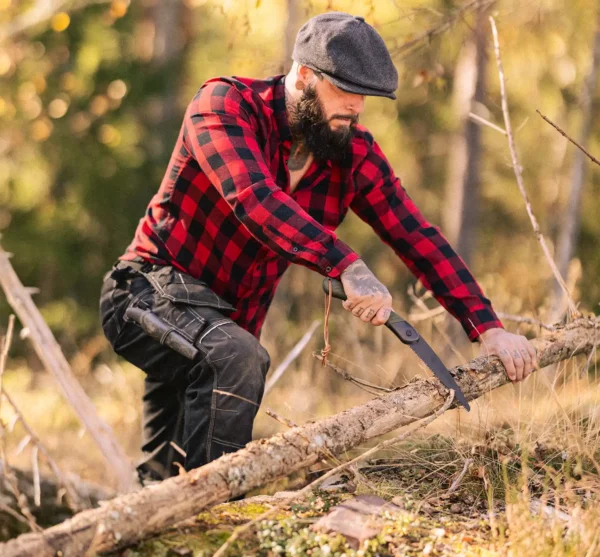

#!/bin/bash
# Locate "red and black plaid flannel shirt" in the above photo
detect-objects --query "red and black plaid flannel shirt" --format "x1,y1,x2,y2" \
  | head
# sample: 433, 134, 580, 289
121, 74, 503, 340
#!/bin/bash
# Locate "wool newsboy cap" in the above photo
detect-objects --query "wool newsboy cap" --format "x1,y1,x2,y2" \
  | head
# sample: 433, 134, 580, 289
292, 11, 398, 100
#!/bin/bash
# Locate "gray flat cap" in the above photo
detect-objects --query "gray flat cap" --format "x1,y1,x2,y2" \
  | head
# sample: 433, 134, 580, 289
292, 11, 398, 100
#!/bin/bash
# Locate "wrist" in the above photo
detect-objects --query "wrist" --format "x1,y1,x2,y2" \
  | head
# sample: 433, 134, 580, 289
340, 258, 365, 278
476, 327, 503, 343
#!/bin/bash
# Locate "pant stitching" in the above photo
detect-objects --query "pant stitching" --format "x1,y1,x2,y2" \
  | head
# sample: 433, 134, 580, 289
209, 353, 237, 364
187, 306, 205, 323
198, 319, 234, 344
212, 436, 245, 449
215, 407, 238, 414
178, 272, 192, 304
196, 344, 220, 463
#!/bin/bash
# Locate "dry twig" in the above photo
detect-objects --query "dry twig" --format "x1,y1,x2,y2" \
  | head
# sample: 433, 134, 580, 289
264, 320, 320, 395
496, 312, 556, 331
489, 17, 579, 318
1, 389, 83, 510
0, 317, 41, 532
0, 314, 15, 414
536, 110, 600, 168
313, 353, 394, 395
447, 457, 473, 494
468, 112, 507, 135
390, 0, 495, 57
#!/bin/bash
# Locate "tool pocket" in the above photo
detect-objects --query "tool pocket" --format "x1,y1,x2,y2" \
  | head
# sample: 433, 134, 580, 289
121, 265, 237, 363
141, 265, 236, 313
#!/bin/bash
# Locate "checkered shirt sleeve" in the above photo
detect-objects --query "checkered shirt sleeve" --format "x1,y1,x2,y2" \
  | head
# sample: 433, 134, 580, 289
351, 138, 504, 341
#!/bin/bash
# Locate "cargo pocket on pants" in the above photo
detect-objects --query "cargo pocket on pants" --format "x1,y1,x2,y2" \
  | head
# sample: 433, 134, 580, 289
122, 266, 237, 364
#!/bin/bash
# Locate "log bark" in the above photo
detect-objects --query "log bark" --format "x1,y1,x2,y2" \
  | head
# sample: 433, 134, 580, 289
1, 317, 598, 557
0, 247, 134, 492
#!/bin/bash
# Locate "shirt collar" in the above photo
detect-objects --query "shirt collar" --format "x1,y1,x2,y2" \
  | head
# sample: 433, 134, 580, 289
273, 74, 292, 144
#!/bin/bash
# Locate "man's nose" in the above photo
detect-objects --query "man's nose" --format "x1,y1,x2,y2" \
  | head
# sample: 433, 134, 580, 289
346, 94, 365, 114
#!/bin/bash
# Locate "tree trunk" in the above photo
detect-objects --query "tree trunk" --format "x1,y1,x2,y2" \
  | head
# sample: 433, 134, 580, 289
442, 8, 487, 265
1, 317, 597, 557
551, 14, 600, 319
281, 0, 302, 73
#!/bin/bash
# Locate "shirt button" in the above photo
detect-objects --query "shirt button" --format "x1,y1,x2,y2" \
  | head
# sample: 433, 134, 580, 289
325, 266, 332, 272
292, 247, 299, 252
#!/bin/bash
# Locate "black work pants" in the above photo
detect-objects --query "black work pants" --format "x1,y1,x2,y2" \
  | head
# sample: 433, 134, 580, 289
99, 261, 271, 481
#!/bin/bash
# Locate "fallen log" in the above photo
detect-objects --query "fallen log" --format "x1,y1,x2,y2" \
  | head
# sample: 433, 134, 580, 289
1, 317, 598, 557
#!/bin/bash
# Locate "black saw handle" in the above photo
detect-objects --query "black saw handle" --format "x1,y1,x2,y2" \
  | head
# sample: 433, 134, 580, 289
322, 278, 419, 344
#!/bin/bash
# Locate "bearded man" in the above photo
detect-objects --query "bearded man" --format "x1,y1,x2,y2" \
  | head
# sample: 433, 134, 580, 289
100, 12, 537, 482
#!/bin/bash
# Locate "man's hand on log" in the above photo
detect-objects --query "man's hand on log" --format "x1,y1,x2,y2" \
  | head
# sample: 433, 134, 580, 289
340, 259, 393, 326
477, 328, 538, 382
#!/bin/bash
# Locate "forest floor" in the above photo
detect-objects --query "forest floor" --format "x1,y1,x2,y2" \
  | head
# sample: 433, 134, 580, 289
2, 345, 600, 556
116, 430, 599, 557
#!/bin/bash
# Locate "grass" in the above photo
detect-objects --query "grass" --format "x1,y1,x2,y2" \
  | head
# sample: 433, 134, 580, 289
0, 307, 599, 555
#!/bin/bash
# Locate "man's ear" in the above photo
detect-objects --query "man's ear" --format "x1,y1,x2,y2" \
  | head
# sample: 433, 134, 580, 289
297, 64, 314, 85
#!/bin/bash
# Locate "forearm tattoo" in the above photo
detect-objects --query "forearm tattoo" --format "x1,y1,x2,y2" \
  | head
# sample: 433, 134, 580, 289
341, 260, 388, 298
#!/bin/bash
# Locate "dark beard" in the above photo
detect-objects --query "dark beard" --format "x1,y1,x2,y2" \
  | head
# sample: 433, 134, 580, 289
288, 83, 357, 164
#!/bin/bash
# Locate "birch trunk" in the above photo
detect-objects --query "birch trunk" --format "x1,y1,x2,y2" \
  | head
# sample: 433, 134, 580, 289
1, 318, 598, 557
551, 15, 600, 318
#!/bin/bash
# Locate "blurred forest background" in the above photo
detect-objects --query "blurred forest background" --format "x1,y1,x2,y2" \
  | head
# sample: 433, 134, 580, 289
1, 0, 599, 489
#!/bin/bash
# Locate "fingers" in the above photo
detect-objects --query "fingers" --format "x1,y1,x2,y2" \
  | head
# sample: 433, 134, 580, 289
497, 348, 517, 381
482, 335, 538, 383
372, 306, 392, 326
511, 348, 525, 382
342, 292, 392, 326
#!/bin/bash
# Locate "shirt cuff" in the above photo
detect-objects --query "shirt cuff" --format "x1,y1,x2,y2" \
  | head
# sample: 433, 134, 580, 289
319, 241, 361, 278
460, 310, 505, 342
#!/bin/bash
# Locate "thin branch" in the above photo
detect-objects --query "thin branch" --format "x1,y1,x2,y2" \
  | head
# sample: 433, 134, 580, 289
169, 441, 186, 459
408, 305, 446, 323
313, 353, 395, 395
536, 110, 600, 168
468, 112, 507, 135
0, 502, 32, 526
447, 457, 472, 494
2, 389, 83, 510
213, 391, 456, 557
489, 16, 579, 318
31, 447, 40, 507
264, 408, 298, 429
0, 315, 15, 416
0, 446, 41, 532
390, 0, 496, 58
264, 320, 320, 395
496, 312, 556, 331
